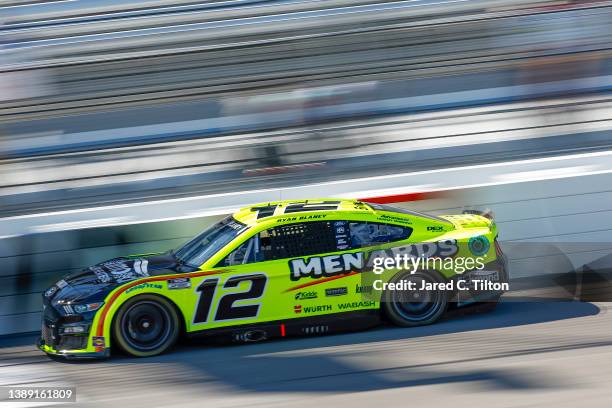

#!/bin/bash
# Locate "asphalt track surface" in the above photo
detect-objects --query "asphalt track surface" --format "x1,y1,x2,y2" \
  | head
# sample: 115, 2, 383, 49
1, 301, 611, 407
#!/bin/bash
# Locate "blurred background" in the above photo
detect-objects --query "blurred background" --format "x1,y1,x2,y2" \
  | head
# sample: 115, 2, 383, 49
2, 1, 612, 405
2, 0, 612, 331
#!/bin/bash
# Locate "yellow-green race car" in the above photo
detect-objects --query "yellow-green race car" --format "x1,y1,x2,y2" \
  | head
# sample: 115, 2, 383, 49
39, 199, 507, 359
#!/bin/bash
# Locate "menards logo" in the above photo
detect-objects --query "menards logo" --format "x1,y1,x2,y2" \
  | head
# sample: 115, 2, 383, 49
288, 240, 458, 281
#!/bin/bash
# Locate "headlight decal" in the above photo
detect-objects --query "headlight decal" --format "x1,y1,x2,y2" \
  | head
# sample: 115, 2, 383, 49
73, 302, 104, 314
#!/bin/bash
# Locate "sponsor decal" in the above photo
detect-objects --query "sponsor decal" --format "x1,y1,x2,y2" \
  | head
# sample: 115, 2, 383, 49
101, 259, 150, 283
325, 287, 348, 297
294, 291, 318, 300
91, 266, 111, 283
377, 214, 411, 224
167, 277, 191, 290
468, 236, 490, 256
427, 226, 444, 232
288, 240, 458, 281
333, 221, 350, 249
294, 304, 332, 314
44, 279, 68, 298
289, 253, 364, 281
103, 259, 131, 272
92, 336, 105, 348
226, 220, 246, 231
126, 282, 163, 294
111, 272, 137, 284
337, 300, 376, 310
133, 259, 149, 276
355, 284, 373, 294
44, 286, 58, 298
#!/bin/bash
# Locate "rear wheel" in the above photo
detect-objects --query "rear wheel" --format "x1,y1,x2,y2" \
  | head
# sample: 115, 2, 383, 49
112, 295, 180, 357
382, 270, 448, 327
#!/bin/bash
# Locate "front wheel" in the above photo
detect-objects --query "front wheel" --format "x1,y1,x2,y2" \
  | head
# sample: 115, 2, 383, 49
112, 295, 180, 357
382, 270, 448, 327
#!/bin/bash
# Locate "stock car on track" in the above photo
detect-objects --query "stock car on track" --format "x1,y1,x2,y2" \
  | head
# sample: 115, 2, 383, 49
39, 199, 507, 359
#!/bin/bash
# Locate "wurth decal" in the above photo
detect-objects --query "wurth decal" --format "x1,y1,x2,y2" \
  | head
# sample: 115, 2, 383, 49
293, 304, 332, 314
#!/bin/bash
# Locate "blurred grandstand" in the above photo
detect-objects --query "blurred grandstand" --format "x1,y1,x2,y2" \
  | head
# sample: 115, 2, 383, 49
1, 0, 611, 213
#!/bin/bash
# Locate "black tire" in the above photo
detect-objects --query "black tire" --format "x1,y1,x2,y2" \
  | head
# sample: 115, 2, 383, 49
112, 295, 180, 357
382, 270, 449, 327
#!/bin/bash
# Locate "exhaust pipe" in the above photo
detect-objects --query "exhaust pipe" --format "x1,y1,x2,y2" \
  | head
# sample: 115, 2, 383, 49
237, 329, 267, 343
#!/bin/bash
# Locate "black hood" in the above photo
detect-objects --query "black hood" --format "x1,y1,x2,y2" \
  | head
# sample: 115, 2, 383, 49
81, 254, 177, 285
45, 253, 181, 305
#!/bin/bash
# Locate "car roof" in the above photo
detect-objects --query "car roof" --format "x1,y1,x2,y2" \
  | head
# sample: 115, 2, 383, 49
233, 199, 374, 226
232, 198, 453, 227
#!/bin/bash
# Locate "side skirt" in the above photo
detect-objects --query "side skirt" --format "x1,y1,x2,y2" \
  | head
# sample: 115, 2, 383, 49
186, 310, 381, 343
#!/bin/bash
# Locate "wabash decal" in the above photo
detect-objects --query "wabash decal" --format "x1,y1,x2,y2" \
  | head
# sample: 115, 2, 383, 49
337, 300, 376, 310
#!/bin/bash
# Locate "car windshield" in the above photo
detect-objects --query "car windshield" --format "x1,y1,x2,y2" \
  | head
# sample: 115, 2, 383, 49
174, 216, 248, 268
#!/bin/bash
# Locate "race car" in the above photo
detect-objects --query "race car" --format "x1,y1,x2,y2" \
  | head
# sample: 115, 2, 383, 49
38, 199, 507, 359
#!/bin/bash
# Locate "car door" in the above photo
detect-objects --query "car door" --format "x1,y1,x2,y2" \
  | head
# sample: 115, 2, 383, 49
214, 219, 358, 324
184, 232, 272, 333
185, 218, 417, 335
258, 219, 409, 321
270, 219, 412, 321
257, 220, 351, 321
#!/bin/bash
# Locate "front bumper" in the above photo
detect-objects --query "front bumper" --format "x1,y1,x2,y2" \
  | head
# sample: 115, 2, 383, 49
39, 302, 109, 360
37, 337, 109, 359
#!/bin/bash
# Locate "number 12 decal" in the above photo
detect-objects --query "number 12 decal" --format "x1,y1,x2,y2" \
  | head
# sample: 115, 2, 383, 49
193, 273, 267, 323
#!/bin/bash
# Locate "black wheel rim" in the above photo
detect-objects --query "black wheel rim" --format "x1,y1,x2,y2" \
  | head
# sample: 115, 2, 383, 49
390, 273, 443, 322
120, 301, 173, 351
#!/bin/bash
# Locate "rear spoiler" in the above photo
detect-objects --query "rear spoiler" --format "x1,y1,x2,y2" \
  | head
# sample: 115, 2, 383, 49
462, 208, 495, 220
